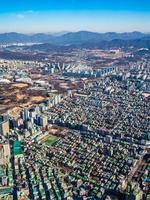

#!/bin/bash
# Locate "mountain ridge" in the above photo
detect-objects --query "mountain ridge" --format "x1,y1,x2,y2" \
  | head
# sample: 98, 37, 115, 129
0, 31, 149, 45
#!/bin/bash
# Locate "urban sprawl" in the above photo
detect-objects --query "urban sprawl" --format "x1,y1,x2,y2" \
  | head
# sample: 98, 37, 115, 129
0, 48, 150, 200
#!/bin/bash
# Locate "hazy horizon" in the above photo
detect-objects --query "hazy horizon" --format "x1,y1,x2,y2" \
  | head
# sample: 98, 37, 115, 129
0, 30, 150, 35
0, 0, 150, 33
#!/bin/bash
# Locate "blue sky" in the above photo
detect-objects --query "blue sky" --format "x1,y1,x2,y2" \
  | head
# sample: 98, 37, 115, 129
0, 0, 150, 33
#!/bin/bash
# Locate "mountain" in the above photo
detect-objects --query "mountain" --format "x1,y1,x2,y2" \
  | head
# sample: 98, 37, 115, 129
0, 32, 54, 44
23, 38, 150, 52
0, 32, 29, 43
0, 31, 149, 45
51, 31, 69, 36
70, 38, 150, 50
29, 33, 54, 43
56, 31, 101, 45
57, 31, 147, 44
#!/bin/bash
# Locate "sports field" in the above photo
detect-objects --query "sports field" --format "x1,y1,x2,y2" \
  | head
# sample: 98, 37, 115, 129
44, 135, 58, 146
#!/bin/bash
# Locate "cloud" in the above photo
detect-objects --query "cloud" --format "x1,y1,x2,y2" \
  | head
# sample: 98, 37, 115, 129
16, 14, 25, 19
15, 10, 38, 19
26, 10, 34, 14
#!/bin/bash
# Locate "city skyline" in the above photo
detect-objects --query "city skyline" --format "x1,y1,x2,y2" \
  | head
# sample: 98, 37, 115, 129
0, 0, 150, 33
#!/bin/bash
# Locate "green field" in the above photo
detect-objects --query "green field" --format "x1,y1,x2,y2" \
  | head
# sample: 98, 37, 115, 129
44, 135, 58, 146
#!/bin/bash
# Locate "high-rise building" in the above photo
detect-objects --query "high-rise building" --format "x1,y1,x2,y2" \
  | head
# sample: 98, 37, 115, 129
0, 119, 10, 135
105, 135, 113, 143
20, 108, 29, 121
0, 143, 11, 166
39, 115, 48, 127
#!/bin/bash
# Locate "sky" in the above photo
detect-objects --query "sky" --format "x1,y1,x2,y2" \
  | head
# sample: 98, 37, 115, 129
0, 0, 150, 33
